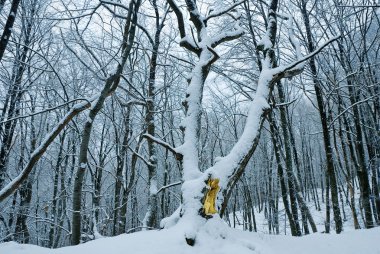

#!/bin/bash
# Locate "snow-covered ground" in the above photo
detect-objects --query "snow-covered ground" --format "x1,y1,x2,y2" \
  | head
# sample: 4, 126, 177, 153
1, 189, 377, 254
1, 217, 379, 254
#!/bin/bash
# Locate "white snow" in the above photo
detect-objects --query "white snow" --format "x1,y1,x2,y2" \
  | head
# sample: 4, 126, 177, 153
1, 217, 379, 254
257, 36, 273, 50
160, 205, 181, 229
86, 115, 93, 123
286, 14, 302, 59
149, 179, 158, 194
179, 35, 198, 49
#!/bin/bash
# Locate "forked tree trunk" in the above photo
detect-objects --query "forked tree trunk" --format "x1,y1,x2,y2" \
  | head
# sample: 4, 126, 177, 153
158, 0, 338, 245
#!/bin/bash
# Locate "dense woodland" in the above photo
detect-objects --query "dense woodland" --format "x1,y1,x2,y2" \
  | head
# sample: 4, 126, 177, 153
0, 0, 379, 248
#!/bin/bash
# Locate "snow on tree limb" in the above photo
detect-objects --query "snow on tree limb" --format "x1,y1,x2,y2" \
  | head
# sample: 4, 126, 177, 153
206, 35, 341, 191
166, 0, 200, 54
143, 133, 183, 160
0, 98, 91, 124
210, 26, 245, 48
0, 95, 100, 202
273, 35, 341, 80
205, 0, 246, 21
156, 181, 182, 194
127, 146, 155, 168
286, 14, 302, 59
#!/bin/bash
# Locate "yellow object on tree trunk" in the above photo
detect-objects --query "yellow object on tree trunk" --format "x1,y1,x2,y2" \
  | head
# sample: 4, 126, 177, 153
203, 178, 220, 215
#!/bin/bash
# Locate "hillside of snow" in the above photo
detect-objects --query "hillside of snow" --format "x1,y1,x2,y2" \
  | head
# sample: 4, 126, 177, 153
1, 217, 379, 254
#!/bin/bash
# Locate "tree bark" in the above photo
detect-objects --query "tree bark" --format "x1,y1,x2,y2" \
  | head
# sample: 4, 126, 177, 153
0, 0, 21, 62
299, 0, 343, 233
71, 0, 140, 245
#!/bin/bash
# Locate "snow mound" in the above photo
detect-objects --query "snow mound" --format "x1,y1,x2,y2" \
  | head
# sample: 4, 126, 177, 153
1, 218, 379, 254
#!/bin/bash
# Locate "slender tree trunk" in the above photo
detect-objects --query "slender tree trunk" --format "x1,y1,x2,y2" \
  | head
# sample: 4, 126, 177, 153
93, 127, 106, 234
300, 0, 343, 233
49, 133, 66, 247
0, 0, 21, 62
14, 108, 37, 243
347, 84, 374, 229
112, 106, 130, 235
277, 82, 301, 236
118, 106, 133, 234
143, 0, 164, 228
0, 14, 33, 188
325, 170, 331, 233
268, 112, 298, 236
71, 1, 140, 244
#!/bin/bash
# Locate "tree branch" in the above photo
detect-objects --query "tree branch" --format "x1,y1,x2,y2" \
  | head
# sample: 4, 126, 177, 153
0, 98, 91, 124
143, 133, 183, 161
274, 35, 341, 80
127, 146, 154, 167
0, 96, 99, 202
156, 181, 182, 194
205, 0, 246, 22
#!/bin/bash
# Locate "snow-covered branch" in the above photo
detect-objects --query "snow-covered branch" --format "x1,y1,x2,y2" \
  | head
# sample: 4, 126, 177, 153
143, 133, 183, 160
0, 96, 98, 202
205, 0, 246, 21
119, 98, 146, 107
211, 27, 244, 48
156, 181, 182, 194
0, 98, 91, 124
273, 35, 341, 80
166, 0, 199, 54
286, 14, 301, 59
207, 34, 341, 190
127, 146, 154, 168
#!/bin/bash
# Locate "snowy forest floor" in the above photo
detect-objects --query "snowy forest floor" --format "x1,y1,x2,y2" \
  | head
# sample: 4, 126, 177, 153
0, 218, 379, 254
1, 190, 379, 254
2, 153, 378, 253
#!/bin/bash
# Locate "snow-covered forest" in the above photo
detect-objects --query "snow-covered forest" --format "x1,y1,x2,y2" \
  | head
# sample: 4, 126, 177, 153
0, 0, 379, 253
